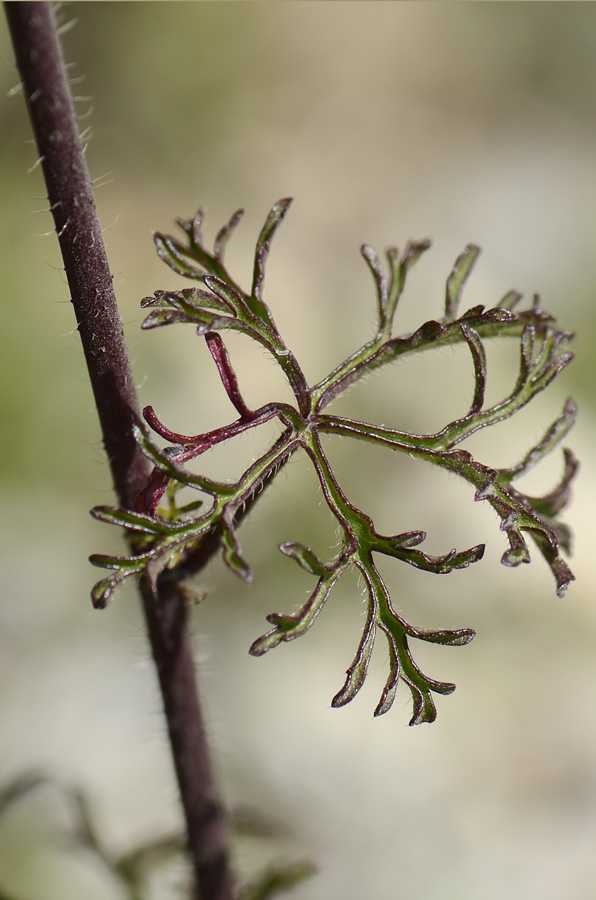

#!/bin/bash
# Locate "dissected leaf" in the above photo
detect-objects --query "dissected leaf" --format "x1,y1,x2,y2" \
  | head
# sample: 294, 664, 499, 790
361, 244, 388, 326
331, 606, 376, 708
153, 233, 204, 279
445, 243, 481, 320
221, 521, 253, 583
278, 541, 329, 576
91, 203, 577, 726
249, 562, 347, 656
90, 506, 173, 535
91, 572, 131, 609
140, 308, 190, 329
251, 198, 292, 322
214, 208, 244, 262
461, 324, 487, 414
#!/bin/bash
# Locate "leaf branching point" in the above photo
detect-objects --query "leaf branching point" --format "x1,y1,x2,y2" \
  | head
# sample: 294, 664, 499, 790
91, 201, 577, 725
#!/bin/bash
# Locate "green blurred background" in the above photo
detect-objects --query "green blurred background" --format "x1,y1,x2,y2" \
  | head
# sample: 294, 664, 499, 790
1, 2, 595, 898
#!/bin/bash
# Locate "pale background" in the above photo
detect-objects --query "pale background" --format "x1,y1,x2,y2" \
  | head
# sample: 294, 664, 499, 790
1, 3, 595, 899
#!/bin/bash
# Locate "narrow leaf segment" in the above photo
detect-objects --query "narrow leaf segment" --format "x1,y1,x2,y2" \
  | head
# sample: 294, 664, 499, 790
91, 201, 577, 724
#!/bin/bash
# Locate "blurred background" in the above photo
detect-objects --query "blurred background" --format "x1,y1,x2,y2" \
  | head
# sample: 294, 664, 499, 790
1, 2, 595, 898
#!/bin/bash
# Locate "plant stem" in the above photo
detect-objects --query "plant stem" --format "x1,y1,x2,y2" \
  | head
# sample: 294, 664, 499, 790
4, 3, 233, 897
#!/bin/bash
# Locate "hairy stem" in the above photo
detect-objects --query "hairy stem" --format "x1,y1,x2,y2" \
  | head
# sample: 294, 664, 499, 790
4, 3, 233, 897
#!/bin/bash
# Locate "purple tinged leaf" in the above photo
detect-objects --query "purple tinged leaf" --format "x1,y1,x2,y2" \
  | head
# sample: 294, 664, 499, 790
154, 234, 204, 280
174, 207, 238, 278
377, 626, 461, 725
385, 246, 399, 269
380, 540, 485, 573
401, 239, 433, 272
91, 202, 578, 724
536, 351, 574, 391
401, 651, 464, 724
91, 564, 148, 609
221, 523, 252, 583
141, 292, 171, 309
90, 506, 172, 535
89, 555, 121, 572
142, 406, 195, 444
404, 661, 457, 699
461, 324, 486, 414
384, 530, 426, 549
553, 557, 575, 598
194, 316, 239, 337
474, 482, 497, 501
474, 466, 576, 594
249, 564, 347, 656
461, 306, 517, 327
376, 611, 466, 723
413, 319, 443, 342
331, 607, 376, 708
279, 542, 329, 577
503, 399, 577, 482
445, 244, 481, 321
175, 288, 236, 315
516, 324, 536, 390
413, 627, 476, 646
485, 308, 516, 323
461, 304, 486, 318
551, 329, 575, 353
89, 552, 149, 571
524, 446, 578, 518
145, 289, 236, 329
384, 241, 432, 321
141, 309, 190, 330
205, 332, 251, 417
250, 198, 292, 326
133, 424, 222, 496
214, 209, 244, 262
91, 575, 120, 610
190, 208, 206, 250
203, 275, 247, 317
408, 687, 438, 726
177, 207, 206, 253
526, 529, 575, 598
223, 548, 252, 583
501, 533, 531, 567
141, 287, 230, 313
550, 520, 572, 555
374, 640, 400, 716
134, 466, 170, 515
143, 403, 285, 465
248, 628, 284, 657
361, 244, 388, 324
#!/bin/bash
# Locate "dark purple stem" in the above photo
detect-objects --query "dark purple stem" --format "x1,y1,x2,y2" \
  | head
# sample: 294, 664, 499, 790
4, 4, 233, 897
